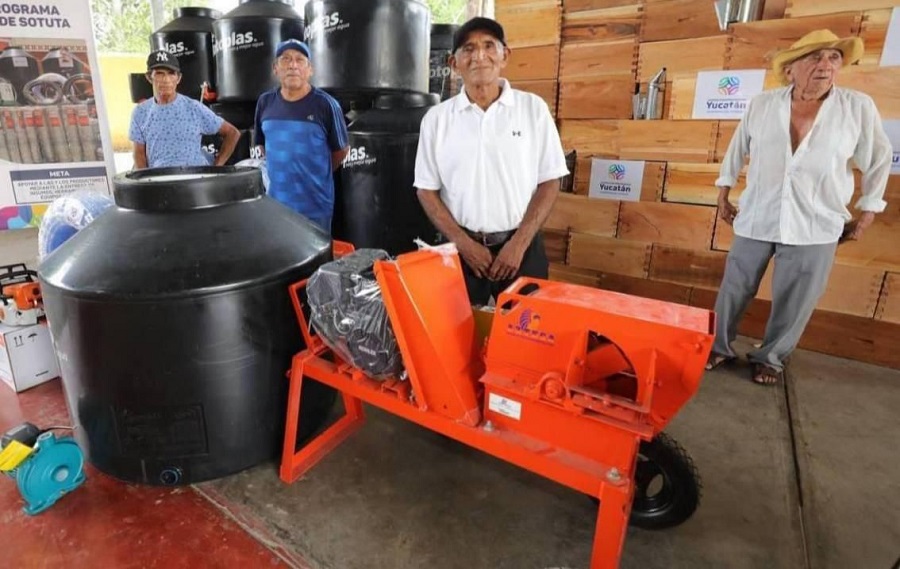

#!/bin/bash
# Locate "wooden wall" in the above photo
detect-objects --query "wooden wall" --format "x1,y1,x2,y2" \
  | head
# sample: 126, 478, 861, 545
497, 0, 900, 368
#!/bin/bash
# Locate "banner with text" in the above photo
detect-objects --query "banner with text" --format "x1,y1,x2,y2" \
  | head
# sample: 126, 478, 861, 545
692, 69, 766, 120
589, 159, 645, 202
0, 0, 114, 230
883, 120, 900, 175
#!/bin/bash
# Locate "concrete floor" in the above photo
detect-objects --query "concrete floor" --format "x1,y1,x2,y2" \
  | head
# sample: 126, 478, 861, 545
197, 338, 900, 569
2, 338, 898, 568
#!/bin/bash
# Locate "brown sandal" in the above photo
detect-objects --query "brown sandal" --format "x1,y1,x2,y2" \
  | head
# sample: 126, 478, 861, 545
705, 353, 736, 371
751, 363, 782, 386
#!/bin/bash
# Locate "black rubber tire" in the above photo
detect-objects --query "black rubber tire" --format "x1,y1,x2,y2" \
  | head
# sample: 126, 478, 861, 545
629, 432, 702, 530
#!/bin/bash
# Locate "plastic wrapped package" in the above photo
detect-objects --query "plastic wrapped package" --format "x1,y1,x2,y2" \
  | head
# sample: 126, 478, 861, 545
306, 249, 404, 379
38, 191, 114, 260
234, 158, 269, 191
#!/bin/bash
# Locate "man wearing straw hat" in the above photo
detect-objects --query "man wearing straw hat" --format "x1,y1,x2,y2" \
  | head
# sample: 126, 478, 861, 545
706, 30, 892, 385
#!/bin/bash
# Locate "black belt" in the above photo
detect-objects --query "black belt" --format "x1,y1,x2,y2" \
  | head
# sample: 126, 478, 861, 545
463, 227, 517, 247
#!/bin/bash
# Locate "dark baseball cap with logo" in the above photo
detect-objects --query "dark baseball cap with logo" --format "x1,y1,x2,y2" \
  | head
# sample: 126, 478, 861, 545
452, 17, 507, 53
146, 50, 180, 72
275, 39, 311, 60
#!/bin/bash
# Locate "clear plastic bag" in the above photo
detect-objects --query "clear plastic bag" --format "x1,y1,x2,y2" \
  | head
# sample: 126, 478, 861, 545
306, 249, 404, 380
38, 190, 114, 260
235, 158, 269, 191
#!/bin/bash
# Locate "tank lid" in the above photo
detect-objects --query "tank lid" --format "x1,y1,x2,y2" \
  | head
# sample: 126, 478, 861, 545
174, 7, 222, 19
114, 166, 263, 211
1, 46, 35, 58
224, 0, 303, 19
430, 23, 459, 50
373, 92, 440, 110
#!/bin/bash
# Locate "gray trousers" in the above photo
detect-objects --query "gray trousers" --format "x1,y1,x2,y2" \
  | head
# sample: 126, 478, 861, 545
712, 235, 837, 370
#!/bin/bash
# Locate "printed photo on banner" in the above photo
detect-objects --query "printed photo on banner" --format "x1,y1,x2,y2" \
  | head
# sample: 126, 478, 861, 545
0, 0, 114, 231
588, 158, 645, 202
692, 69, 766, 120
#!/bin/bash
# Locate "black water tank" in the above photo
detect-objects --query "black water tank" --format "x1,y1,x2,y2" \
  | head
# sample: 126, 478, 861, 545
0, 47, 40, 104
151, 7, 221, 100
41, 47, 88, 78
304, 0, 430, 104
429, 24, 458, 101
38, 167, 336, 485
334, 93, 441, 255
129, 73, 154, 103
213, 0, 304, 103
210, 101, 257, 130
201, 128, 255, 165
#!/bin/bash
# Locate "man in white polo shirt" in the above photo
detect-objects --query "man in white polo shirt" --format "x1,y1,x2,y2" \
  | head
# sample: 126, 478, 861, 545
414, 17, 569, 305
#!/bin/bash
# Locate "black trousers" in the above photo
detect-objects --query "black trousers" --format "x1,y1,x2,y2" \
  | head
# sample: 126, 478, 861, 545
459, 233, 548, 306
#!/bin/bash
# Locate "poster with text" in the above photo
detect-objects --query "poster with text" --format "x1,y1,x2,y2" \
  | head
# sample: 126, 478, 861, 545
589, 159, 645, 202
883, 120, 900, 175
0, 0, 114, 230
692, 69, 766, 120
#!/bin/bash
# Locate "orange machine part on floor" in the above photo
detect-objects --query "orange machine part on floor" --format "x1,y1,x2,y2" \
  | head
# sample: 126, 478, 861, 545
281, 244, 715, 568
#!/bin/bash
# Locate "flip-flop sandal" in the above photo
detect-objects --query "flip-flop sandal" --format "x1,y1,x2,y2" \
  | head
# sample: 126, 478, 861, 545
751, 363, 783, 386
705, 353, 736, 371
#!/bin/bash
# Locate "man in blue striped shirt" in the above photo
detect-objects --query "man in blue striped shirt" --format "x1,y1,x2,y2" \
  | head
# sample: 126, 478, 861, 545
254, 39, 349, 232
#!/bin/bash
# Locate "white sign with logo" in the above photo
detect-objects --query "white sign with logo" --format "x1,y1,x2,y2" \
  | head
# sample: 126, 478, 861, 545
588, 159, 645, 202
880, 7, 900, 67
883, 120, 900, 175
692, 69, 766, 120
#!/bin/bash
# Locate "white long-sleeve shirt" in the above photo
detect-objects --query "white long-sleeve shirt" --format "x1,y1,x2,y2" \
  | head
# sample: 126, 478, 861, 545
716, 86, 892, 245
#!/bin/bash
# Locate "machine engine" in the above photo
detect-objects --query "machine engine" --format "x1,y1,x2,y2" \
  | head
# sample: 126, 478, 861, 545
307, 249, 404, 379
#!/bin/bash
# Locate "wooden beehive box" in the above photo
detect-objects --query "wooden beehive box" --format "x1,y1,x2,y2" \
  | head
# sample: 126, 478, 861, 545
562, 4, 643, 43
641, 0, 722, 42
497, 0, 563, 48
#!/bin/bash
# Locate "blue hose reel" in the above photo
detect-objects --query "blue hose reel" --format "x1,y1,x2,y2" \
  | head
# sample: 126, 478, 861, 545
0, 423, 86, 515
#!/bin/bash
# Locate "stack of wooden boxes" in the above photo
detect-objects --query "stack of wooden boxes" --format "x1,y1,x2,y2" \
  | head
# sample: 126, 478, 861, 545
495, 0, 900, 367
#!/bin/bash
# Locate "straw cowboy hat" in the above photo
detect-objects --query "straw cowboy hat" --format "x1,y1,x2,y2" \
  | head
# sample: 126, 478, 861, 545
772, 29, 864, 84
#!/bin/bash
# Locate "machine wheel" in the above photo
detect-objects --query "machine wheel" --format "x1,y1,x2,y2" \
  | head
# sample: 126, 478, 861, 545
629, 432, 701, 530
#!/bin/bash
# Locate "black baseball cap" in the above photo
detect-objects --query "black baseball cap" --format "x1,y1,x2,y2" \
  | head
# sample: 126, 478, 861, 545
452, 17, 507, 53
147, 50, 180, 72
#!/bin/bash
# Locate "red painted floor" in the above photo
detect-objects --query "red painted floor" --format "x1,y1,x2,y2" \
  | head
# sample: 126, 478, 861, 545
0, 379, 292, 569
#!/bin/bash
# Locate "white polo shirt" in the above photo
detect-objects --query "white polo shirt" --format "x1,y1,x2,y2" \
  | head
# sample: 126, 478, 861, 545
414, 78, 569, 233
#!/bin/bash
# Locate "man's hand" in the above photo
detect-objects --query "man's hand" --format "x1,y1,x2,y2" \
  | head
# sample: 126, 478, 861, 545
489, 239, 527, 281
457, 238, 494, 278
717, 196, 738, 226
840, 211, 876, 244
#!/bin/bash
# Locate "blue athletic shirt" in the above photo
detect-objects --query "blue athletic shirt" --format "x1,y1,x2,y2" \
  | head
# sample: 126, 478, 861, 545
128, 94, 223, 168
254, 87, 349, 226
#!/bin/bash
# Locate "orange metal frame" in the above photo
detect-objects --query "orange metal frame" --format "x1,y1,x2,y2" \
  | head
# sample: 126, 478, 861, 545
281, 243, 714, 568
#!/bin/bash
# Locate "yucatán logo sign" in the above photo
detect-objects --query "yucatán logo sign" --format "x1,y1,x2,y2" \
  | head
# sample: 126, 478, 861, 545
588, 159, 645, 202
692, 69, 766, 120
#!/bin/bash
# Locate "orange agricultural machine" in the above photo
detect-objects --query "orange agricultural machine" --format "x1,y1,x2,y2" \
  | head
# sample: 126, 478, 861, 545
281, 244, 714, 568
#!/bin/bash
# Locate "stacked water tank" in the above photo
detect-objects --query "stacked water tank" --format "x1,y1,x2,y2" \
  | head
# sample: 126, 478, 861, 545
144, 2, 304, 166
305, 0, 449, 254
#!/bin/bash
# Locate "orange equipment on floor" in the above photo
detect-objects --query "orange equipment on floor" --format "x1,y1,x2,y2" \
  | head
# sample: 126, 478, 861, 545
281, 244, 714, 568
0, 264, 45, 327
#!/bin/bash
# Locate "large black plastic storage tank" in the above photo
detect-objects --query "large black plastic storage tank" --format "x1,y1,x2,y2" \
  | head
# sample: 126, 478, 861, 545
151, 7, 222, 100
334, 93, 441, 255
41, 47, 88, 78
213, 0, 304, 103
304, 0, 430, 105
0, 47, 40, 103
38, 167, 335, 485
429, 24, 458, 101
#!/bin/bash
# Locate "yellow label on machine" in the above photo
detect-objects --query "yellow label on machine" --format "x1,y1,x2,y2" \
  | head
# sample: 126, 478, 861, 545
0, 440, 34, 471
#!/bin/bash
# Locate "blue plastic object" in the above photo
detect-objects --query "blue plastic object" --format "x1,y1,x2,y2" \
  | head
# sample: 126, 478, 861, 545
38, 191, 114, 260
9, 432, 86, 515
